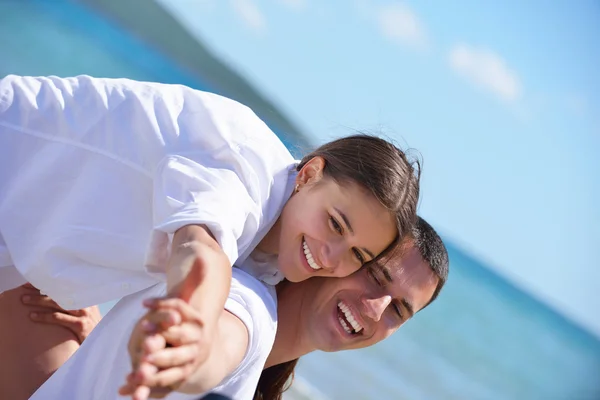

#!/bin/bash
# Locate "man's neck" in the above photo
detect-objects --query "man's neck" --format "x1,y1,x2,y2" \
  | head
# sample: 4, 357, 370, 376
264, 281, 316, 368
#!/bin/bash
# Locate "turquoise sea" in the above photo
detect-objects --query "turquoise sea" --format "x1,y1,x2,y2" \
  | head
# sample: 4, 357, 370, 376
2, 2, 599, 399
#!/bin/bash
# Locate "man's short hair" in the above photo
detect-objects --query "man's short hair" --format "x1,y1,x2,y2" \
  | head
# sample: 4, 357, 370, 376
413, 216, 449, 307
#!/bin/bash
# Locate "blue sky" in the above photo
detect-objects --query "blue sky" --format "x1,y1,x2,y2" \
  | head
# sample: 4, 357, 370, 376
156, 0, 600, 336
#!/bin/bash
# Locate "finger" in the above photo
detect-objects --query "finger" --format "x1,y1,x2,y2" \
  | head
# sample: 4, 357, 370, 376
118, 376, 142, 396
142, 333, 167, 354
126, 372, 136, 385
121, 374, 172, 399
147, 387, 173, 398
133, 362, 159, 384
144, 343, 199, 368
143, 309, 181, 330
130, 335, 157, 369
22, 294, 65, 311
143, 298, 200, 322
118, 381, 136, 396
21, 283, 39, 291
128, 319, 151, 363
119, 379, 167, 398
134, 334, 165, 369
30, 312, 86, 342
161, 324, 202, 347
137, 364, 193, 389
132, 385, 151, 400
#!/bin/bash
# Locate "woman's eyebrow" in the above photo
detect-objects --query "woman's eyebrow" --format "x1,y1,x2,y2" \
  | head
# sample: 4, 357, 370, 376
333, 207, 376, 259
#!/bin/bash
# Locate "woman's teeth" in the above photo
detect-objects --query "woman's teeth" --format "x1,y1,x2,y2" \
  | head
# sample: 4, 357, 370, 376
338, 301, 363, 334
303, 240, 323, 270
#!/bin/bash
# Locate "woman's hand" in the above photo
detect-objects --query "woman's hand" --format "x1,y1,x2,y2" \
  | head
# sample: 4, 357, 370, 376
121, 299, 208, 399
21, 283, 102, 344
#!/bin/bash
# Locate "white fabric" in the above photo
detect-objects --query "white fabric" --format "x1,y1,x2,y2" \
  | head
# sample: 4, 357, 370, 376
30, 268, 278, 400
0, 232, 26, 292
241, 248, 283, 286
0, 75, 296, 309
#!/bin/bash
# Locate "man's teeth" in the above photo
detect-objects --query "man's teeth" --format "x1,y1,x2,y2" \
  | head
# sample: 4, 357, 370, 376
303, 240, 322, 270
338, 316, 352, 334
338, 301, 363, 333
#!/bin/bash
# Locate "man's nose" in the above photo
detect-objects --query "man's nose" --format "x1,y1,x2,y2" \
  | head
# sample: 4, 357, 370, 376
361, 294, 392, 322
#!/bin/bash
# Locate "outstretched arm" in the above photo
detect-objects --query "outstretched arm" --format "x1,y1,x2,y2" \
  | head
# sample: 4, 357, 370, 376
123, 224, 236, 399
165, 224, 232, 332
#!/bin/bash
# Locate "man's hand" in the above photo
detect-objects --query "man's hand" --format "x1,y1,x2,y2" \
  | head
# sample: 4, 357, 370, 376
21, 283, 102, 343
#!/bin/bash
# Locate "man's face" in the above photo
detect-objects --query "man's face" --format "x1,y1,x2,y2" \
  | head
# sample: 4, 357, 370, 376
302, 244, 438, 352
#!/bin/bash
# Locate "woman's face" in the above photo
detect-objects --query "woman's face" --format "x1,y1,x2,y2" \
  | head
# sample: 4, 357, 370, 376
275, 157, 397, 282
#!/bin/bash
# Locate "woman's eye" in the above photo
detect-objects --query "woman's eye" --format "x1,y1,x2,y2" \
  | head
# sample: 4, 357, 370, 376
353, 248, 365, 265
329, 216, 343, 234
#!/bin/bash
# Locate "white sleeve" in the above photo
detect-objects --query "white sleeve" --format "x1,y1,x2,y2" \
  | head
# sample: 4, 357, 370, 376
0, 75, 119, 134
143, 87, 297, 274
151, 154, 257, 266
0, 75, 295, 304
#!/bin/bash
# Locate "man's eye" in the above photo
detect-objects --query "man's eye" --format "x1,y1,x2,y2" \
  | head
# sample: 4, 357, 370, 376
367, 268, 382, 286
329, 216, 343, 234
393, 304, 404, 319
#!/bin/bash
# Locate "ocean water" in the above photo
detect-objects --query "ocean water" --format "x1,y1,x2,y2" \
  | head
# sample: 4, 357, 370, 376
288, 244, 600, 400
3, 2, 599, 399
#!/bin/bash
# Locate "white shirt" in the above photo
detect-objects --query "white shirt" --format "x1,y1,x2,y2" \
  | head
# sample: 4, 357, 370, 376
30, 268, 278, 400
0, 75, 296, 308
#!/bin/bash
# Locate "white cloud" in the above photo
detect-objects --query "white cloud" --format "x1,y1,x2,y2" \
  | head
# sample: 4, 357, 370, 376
449, 44, 521, 102
230, 0, 266, 33
375, 3, 428, 49
277, 0, 306, 11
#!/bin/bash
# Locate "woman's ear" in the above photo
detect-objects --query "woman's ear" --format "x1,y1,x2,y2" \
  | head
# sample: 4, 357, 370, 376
296, 156, 325, 188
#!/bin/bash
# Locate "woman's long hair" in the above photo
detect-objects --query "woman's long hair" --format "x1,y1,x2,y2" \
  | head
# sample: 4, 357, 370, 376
253, 358, 299, 400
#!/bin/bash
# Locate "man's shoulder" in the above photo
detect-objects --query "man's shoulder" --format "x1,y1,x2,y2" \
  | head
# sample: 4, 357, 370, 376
229, 268, 277, 318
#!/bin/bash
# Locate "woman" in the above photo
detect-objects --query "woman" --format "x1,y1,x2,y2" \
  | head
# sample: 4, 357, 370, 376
0, 75, 419, 397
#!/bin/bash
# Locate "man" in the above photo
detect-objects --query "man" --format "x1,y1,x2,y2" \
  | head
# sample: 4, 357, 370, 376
16, 219, 448, 398
18, 217, 448, 399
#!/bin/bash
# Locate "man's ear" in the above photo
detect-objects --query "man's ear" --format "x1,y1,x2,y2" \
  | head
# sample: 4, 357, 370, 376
296, 156, 325, 189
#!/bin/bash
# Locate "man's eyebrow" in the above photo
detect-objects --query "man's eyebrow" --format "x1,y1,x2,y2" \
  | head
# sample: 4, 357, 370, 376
334, 207, 376, 259
383, 267, 393, 283
401, 298, 415, 317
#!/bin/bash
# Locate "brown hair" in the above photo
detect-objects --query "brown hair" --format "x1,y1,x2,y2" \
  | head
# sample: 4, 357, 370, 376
253, 359, 299, 400
254, 136, 421, 399
297, 134, 421, 246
